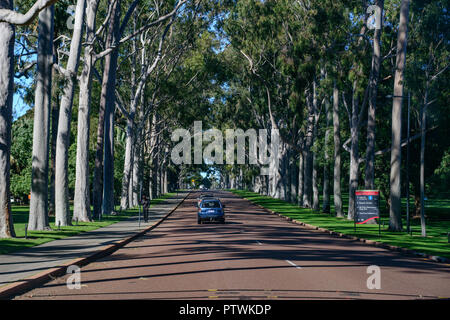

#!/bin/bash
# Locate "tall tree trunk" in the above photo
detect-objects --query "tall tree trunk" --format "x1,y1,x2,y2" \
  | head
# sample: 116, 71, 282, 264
239, 167, 243, 190
92, 91, 106, 218
303, 90, 314, 208
285, 152, 291, 202
271, 141, 286, 199
322, 97, 332, 213
102, 77, 117, 214
121, 116, 135, 209
302, 150, 313, 207
157, 161, 162, 196
312, 153, 319, 211
348, 81, 360, 221
419, 89, 428, 237
128, 154, 134, 205
389, 0, 410, 231
163, 165, 168, 194
132, 139, 140, 205
333, 84, 343, 217
100, 0, 121, 216
252, 176, 261, 194
155, 138, 161, 196
132, 89, 145, 206
29, 6, 54, 231
148, 167, 153, 199
148, 112, 157, 199
365, 0, 384, 189
312, 80, 319, 211
73, 0, 100, 222
230, 174, 235, 189
347, 1, 368, 221
55, 0, 86, 226
290, 151, 297, 203
49, 55, 59, 218
0, 0, 15, 237
263, 85, 284, 199
131, 11, 140, 208
297, 151, 304, 206
120, 21, 137, 210
92, 25, 112, 218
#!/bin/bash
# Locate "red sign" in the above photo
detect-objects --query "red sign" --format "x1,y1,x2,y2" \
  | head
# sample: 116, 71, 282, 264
355, 191, 379, 196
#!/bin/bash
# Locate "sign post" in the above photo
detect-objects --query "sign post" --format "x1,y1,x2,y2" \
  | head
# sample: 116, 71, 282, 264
138, 181, 142, 228
355, 190, 381, 236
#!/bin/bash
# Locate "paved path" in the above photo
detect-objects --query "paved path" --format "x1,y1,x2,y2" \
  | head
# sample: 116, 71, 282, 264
13, 190, 450, 300
0, 191, 188, 288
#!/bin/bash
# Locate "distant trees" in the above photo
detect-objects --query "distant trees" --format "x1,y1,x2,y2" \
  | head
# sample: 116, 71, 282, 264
213, 0, 448, 234
218, 0, 358, 215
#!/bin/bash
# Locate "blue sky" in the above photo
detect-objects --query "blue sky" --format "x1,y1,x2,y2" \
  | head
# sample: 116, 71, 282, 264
13, 45, 36, 121
13, 80, 33, 121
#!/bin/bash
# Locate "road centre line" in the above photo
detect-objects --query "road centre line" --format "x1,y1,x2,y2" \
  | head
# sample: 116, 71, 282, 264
286, 260, 302, 269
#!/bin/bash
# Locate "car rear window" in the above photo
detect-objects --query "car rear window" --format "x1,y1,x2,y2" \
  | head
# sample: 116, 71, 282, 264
201, 200, 221, 208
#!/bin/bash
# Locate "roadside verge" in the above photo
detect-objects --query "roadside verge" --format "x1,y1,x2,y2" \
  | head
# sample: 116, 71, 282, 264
230, 190, 449, 265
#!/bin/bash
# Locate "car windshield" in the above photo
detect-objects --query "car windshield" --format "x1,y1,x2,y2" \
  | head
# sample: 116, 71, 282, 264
201, 200, 221, 208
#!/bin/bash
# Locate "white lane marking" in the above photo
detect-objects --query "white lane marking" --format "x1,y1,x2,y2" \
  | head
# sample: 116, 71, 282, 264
256, 240, 262, 245
286, 260, 302, 269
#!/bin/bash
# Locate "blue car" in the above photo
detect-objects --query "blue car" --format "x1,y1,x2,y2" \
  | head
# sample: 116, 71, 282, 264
197, 198, 225, 224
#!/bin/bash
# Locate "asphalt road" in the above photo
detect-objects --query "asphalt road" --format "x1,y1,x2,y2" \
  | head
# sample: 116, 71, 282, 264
14, 190, 450, 300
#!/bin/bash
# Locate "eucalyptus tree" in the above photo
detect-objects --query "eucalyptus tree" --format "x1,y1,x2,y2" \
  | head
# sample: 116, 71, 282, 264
389, 0, 410, 231
404, 0, 449, 236
322, 87, 332, 213
222, 0, 361, 210
341, 0, 371, 221
92, 0, 123, 218
332, 82, 343, 217
54, 0, 87, 226
0, 0, 15, 237
89, 0, 189, 217
0, 0, 61, 236
99, 0, 121, 216
72, 0, 101, 222
120, 17, 177, 210
222, 0, 312, 200
364, 0, 385, 190
118, 0, 201, 208
28, 5, 55, 230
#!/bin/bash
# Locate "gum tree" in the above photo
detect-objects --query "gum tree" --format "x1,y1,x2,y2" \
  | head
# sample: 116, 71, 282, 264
54, 0, 87, 226
389, 0, 410, 231
0, 0, 60, 237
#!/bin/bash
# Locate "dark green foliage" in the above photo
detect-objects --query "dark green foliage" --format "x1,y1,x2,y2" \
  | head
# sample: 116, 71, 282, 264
10, 112, 34, 202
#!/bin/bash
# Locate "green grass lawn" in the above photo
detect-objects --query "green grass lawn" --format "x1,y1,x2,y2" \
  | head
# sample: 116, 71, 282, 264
0, 192, 177, 255
230, 189, 450, 260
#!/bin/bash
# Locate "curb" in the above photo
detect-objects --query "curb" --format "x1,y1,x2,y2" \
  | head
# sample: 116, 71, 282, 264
239, 195, 449, 265
0, 192, 191, 300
